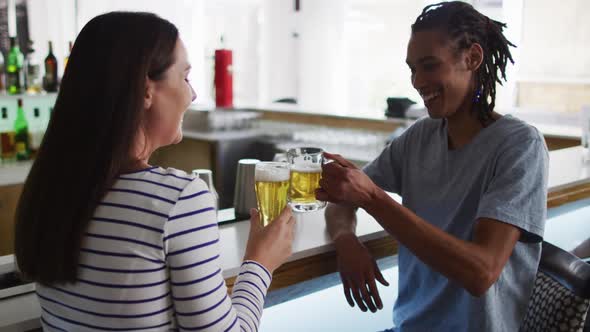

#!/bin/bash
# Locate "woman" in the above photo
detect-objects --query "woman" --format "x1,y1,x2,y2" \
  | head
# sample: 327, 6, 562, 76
318, 2, 548, 331
14, 12, 294, 331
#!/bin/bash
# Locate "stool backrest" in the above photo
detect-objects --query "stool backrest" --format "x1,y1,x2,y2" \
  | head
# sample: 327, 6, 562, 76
520, 241, 590, 332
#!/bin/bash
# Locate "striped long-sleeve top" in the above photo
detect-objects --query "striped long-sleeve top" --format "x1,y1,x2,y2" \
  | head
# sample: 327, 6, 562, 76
36, 166, 271, 331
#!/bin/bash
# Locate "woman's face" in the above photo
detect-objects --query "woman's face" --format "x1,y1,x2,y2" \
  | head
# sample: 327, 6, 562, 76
406, 30, 478, 119
144, 38, 196, 150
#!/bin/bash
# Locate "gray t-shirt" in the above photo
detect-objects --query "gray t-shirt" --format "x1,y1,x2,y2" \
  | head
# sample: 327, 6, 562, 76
363, 115, 549, 332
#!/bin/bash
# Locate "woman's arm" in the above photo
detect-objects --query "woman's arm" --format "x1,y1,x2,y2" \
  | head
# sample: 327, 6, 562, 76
164, 179, 269, 332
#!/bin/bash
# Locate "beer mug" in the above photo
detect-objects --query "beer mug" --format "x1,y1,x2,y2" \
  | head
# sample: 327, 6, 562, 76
254, 162, 290, 226
287, 147, 327, 212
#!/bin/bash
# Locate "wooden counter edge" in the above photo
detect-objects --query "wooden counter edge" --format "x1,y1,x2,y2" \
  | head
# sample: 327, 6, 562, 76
224, 182, 590, 293
257, 109, 579, 150
225, 235, 398, 293
258, 110, 404, 132
548, 181, 590, 208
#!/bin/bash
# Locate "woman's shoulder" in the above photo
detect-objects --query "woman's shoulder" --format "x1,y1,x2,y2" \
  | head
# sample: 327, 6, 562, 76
118, 166, 208, 196
153, 167, 196, 182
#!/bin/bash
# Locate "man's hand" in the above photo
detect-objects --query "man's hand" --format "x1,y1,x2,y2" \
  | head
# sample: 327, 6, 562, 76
316, 152, 380, 208
334, 233, 389, 313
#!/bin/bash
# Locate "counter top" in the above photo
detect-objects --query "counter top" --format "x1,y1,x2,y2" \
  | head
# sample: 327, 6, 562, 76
512, 109, 581, 140
0, 107, 581, 187
217, 147, 590, 278
533, 123, 580, 140
182, 128, 263, 142
183, 106, 581, 150
3, 146, 589, 269
0, 162, 32, 187
2, 147, 590, 330
190, 103, 403, 123
547, 146, 590, 192
218, 200, 394, 279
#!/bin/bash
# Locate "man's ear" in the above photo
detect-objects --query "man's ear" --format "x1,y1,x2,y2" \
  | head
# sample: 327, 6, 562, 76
466, 43, 484, 71
144, 78, 155, 110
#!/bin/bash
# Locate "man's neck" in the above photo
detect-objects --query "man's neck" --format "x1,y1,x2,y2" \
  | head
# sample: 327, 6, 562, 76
446, 104, 500, 150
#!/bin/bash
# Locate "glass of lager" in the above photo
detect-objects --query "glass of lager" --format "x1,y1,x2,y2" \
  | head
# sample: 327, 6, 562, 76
287, 147, 326, 212
254, 162, 290, 226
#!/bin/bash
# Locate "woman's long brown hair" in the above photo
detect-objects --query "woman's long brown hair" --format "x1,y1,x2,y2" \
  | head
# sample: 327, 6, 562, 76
14, 12, 178, 284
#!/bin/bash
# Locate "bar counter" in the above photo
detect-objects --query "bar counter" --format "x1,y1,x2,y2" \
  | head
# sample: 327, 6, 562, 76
2, 146, 590, 330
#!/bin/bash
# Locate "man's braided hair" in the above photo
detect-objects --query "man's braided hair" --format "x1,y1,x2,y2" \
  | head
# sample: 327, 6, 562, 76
412, 1, 515, 124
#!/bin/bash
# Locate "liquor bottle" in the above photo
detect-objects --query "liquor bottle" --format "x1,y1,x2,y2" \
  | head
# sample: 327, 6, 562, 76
0, 51, 5, 92
0, 106, 16, 161
43, 41, 58, 92
28, 106, 47, 158
25, 40, 42, 94
64, 41, 72, 72
14, 98, 30, 160
26, 64, 41, 94
6, 37, 24, 95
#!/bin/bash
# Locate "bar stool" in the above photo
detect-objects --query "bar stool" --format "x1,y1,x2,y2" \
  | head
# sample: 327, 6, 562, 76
520, 241, 590, 332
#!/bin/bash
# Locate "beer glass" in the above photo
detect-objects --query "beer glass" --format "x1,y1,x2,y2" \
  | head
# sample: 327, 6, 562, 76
287, 147, 326, 212
254, 162, 290, 226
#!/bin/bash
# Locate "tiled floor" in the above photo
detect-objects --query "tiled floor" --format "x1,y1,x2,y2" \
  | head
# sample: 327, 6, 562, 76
260, 199, 590, 331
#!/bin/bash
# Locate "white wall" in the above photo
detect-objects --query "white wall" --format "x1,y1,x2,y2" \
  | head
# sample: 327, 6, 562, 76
297, 0, 347, 113
201, 0, 262, 106
519, 0, 590, 81
75, 0, 209, 102
259, 0, 297, 104
27, 0, 264, 107
27, 0, 77, 75
341, 0, 425, 116
25, 0, 590, 115
496, 0, 523, 110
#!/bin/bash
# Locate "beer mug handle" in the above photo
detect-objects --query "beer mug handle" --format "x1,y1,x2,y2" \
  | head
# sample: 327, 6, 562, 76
321, 155, 336, 166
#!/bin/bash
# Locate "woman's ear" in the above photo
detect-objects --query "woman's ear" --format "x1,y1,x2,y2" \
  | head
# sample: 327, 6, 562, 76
467, 43, 484, 71
144, 78, 155, 110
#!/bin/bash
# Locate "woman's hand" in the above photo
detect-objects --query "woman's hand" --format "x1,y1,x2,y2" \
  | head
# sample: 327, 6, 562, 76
243, 207, 295, 273
316, 152, 380, 209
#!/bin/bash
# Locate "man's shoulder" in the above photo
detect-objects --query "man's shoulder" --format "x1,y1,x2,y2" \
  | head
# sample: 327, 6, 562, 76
493, 115, 544, 145
409, 116, 442, 132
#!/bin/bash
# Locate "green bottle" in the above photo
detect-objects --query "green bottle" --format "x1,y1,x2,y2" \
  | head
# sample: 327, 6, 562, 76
14, 98, 30, 160
7, 37, 24, 95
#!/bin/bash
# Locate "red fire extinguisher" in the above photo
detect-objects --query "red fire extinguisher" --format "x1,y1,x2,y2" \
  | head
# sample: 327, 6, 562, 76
214, 40, 233, 108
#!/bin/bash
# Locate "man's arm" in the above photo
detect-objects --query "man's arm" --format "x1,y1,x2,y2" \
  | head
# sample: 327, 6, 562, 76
324, 202, 389, 312
365, 189, 520, 296
319, 154, 521, 297
325, 202, 357, 241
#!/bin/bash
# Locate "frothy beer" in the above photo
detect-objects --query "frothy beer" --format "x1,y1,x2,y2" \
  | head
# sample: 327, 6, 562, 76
286, 147, 326, 212
289, 164, 322, 204
255, 163, 290, 226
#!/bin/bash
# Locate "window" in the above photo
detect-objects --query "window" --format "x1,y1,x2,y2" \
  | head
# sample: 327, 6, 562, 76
27, 0, 589, 115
